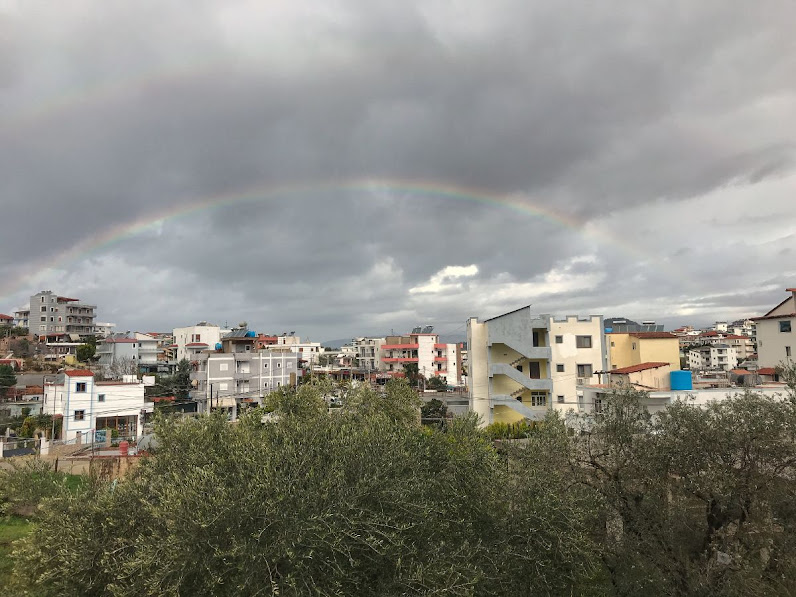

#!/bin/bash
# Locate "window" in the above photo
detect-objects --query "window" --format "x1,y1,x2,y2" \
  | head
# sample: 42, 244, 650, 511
98, 394, 105, 402
39, 325, 46, 331
556, 364, 565, 372
219, 382, 228, 391
631, 342, 637, 350
530, 392, 546, 407
780, 321, 792, 333
219, 363, 229, 371
555, 335, 563, 344
576, 364, 593, 378
76, 382, 87, 392
557, 395, 565, 404
40, 316, 46, 322
74, 410, 85, 421
787, 346, 792, 358
41, 306, 46, 312
576, 335, 592, 348
594, 399, 603, 414
610, 341, 615, 347
263, 362, 269, 369
277, 363, 281, 368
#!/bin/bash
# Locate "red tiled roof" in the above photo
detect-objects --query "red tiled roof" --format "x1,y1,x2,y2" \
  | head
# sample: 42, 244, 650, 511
64, 369, 94, 377
629, 332, 677, 339
757, 368, 777, 375
0, 313, 13, 320
730, 369, 754, 376
57, 296, 79, 302
610, 362, 670, 374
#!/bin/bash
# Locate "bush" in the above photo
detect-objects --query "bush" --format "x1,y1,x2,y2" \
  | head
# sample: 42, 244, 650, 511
0, 459, 74, 518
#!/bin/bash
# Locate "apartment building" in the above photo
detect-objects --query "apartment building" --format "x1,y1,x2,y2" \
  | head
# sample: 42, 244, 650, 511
173, 322, 228, 362
274, 335, 323, 365
467, 306, 605, 426
0, 314, 13, 328
752, 287, 796, 368
97, 332, 160, 369
190, 329, 300, 413
381, 329, 461, 385
42, 370, 153, 442
688, 343, 738, 371
14, 290, 98, 337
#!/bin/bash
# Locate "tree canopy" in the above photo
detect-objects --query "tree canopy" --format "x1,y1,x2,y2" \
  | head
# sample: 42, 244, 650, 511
8, 377, 796, 596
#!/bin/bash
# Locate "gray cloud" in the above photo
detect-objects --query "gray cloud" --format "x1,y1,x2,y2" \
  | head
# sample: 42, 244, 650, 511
1, 0, 795, 338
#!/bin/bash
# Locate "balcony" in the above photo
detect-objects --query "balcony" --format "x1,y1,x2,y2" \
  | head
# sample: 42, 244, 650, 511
433, 356, 447, 362
383, 357, 419, 363
381, 343, 419, 350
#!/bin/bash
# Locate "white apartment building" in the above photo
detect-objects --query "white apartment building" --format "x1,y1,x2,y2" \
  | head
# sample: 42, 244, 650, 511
274, 335, 323, 364
550, 315, 606, 411
43, 370, 153, 442
467, 306, 605, 427
380, 330, 461, 386
173, 323, 228, 363
97, 332, 159, 368
752, 287, 796, 369
688, 343, 738, 371
350, 337, 386, 371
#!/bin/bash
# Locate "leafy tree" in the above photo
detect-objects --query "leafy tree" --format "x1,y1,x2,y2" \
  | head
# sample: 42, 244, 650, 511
0, 364, 16, 399
9, 338, 32, 358
76, 344, 95, 363
572, 385, 796, 595
11, 379, 598, 596
402, 362, 421, 386
420, 398, 448, 428
425, 375, 447, 391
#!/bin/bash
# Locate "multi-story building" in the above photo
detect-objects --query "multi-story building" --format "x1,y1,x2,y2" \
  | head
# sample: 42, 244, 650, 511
607, 331, 680, 371
380, 329, 461, 385
92, 321, 117, 337
173, 322, 228, 363
42, 369, 153, 442
752, 287, 796, 368
15, 290, 98, 337
97, 332, 160, 369
350, 337, 385, 371
190, 330, 300, 414
467, 306, 605, 426
687, 343, 738, 371
0, 314, 13, 328
274, 335, 323, 365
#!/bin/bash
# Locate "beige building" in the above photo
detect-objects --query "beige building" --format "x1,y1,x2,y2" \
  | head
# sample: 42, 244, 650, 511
752, 287, 796, 368
467, 306, 605, 426
607, 332, 680, 370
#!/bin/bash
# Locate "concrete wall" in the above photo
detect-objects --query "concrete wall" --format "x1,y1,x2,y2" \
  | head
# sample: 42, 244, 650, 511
467, 318, 491, 426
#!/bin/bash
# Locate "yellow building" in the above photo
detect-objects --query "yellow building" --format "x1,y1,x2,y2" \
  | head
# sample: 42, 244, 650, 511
607, 332, 680, 371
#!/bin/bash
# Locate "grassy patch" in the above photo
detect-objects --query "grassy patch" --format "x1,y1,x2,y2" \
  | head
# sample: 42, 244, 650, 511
0, 516, 34, 590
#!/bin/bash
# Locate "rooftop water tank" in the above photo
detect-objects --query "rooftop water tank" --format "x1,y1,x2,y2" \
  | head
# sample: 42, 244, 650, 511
670, 370, 693, 391
245, 330, 256, 338
215, 343, 223, 351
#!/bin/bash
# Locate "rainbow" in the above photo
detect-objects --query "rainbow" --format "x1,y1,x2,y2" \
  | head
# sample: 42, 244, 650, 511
0, 178, 686, 305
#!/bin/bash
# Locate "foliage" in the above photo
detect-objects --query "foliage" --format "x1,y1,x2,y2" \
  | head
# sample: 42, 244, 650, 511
8, 337, 32, 358
484, 419, 538, 440
0, 364, 16, 399
0, 516, 34, 592
150, 359, 192, 401
17, 414, 56, 438
0, 459, 78, 518
11, 379, 598, 596
402, 362, 421, 385
420, 398, 447, 428
76, 343, 96, 363
572, 385, 796, 596
425, 375, 447, 391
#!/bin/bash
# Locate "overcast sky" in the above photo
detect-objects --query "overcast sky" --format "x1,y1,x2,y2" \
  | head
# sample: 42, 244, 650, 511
1, 1, 794, 342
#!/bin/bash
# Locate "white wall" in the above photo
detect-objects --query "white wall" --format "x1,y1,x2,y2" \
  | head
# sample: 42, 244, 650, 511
550, 316, 604, 413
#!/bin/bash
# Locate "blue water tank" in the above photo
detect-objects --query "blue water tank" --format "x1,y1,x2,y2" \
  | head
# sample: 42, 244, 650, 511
215, 343, 223, 351
245, 330, 256, 338
670, 370, 693, 391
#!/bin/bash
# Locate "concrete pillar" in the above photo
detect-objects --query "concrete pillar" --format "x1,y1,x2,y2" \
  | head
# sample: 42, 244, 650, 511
75, 431, 82, 445
40, 437, 50, 456
0, 440, 5, 458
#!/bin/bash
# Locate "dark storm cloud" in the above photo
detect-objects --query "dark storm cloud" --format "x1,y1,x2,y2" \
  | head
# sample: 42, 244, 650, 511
1, 0, 794, 337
